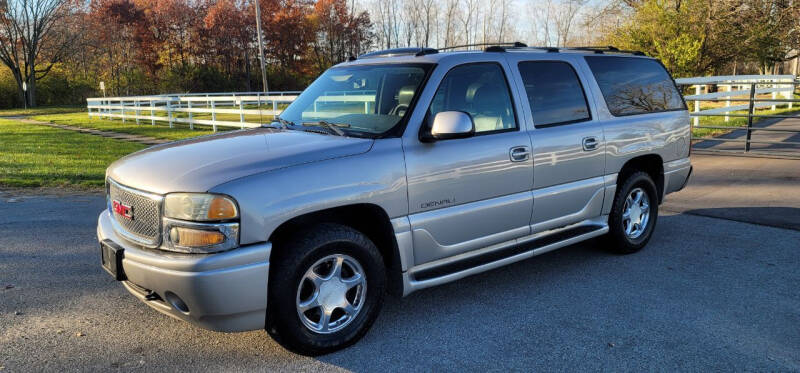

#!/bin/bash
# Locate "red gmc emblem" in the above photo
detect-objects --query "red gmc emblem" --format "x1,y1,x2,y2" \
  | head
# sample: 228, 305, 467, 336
112, 200, 134, 219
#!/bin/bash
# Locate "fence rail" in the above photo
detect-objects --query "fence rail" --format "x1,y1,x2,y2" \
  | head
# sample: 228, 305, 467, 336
675, 75, 800, 157
88, 75, 800, 157
87, 92, 301, 131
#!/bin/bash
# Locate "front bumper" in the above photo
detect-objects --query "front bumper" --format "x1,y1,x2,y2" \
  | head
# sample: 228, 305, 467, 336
97, 210, 271, 332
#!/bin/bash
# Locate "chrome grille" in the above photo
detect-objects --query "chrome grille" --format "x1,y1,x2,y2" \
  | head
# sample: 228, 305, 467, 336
108, 180, 163, 247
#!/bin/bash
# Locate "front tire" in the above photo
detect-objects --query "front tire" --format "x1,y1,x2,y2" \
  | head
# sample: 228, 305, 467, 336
605, 171, 659, 254
267, 223, 386, 355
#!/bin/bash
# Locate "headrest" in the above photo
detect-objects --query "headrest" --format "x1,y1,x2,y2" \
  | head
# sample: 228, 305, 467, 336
472, 84, 505, 114
397, 85, 416, 105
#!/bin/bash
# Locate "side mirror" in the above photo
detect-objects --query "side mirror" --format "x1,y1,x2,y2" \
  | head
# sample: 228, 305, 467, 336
425, 111, 475, 142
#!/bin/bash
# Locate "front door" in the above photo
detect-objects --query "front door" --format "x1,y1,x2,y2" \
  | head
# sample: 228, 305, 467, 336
403, 61, 534, 266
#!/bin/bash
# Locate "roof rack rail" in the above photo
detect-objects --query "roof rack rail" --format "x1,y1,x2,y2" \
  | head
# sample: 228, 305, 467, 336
565, 46, 647, 56
349, 43, 646, 62
358, 47, 438, 59
434, 41, 527, 52
488, 45, 559, 53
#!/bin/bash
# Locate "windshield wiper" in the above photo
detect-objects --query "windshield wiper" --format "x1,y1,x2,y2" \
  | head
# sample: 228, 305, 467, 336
302, 120, 350, 136
265, 116, 296, 130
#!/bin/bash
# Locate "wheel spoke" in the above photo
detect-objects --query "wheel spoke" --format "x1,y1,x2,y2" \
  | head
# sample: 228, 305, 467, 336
341, 273, 363, 290
633, 190, 643, 204
298, 293, 320, 312
624, 221, 633, 235
318, 308, 332, 333
328, 256, 344, 280
306, 271, 325, 287
341, 301, 356, 316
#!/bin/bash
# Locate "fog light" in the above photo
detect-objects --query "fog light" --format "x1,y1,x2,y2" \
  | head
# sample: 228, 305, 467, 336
165, 291, 189, 314
169, 227, 225, 247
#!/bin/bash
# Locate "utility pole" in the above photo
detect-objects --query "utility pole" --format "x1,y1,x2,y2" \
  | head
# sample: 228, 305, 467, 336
254, 0, 269, 93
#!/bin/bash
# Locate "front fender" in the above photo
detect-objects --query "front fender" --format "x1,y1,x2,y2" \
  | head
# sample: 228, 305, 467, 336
210, 138, 408, 245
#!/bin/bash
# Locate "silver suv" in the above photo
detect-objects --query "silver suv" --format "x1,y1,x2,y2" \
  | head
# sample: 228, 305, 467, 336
97, 44, 692, 355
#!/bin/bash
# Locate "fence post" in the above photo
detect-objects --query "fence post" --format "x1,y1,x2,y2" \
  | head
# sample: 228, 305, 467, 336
210, 97, 217, 132
167, 99, 174, 128
239, 98, 245, 129
135, 100, 140, 125
745, 83, 756, 153
150, 101, 155, 126
121, 100, 126, 123
771, 81, 777, 111
724, 84, 730, 122
272, 97, 278, 120
693, 85, 700, 127
187, 100, 194, 130
789, 81, 794, 109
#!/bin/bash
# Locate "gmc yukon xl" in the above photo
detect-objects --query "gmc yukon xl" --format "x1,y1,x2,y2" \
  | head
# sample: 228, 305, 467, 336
97, 44, 692, 355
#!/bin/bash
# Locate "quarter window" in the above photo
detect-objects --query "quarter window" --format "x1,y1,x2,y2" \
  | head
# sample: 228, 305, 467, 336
519, 61, 591, 127
427, 63, 517, 134
585, 56, 686, 116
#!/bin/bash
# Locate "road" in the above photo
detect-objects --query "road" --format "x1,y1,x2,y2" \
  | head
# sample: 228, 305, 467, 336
2, 178, 799, 371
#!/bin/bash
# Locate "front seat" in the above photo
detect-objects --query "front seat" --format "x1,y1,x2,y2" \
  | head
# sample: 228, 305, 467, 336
469, 84, 509, 132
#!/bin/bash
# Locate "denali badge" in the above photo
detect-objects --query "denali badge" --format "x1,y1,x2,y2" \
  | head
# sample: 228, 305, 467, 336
112, 200, 134, 219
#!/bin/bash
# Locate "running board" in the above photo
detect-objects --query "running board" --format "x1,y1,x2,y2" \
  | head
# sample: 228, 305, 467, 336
403, 223, 608, 295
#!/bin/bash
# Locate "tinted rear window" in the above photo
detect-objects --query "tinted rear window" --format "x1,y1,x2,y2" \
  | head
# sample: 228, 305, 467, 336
519, 61, 591, 127
585, 56, 685, 116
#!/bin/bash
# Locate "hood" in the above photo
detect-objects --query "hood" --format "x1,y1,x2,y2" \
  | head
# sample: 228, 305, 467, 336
107, 128, 374, 194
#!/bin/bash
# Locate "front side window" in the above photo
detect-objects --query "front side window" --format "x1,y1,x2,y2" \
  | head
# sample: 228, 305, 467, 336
427, 63, 517, 134
279, 63, 432, 136
585, 56, 686, 116
519, 61, 591, 127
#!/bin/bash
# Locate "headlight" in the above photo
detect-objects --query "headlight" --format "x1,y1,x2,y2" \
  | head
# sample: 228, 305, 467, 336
161, 193, 240, 254
164, 193, 238, 221
161, 218, 239, 254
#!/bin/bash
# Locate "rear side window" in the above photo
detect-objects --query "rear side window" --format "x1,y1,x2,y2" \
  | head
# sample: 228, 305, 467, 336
519, 61, 591, 127
585, 56, 685, 116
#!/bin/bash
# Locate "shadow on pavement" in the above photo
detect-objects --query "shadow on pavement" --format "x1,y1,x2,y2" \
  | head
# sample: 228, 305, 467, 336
682, 207, 800, 231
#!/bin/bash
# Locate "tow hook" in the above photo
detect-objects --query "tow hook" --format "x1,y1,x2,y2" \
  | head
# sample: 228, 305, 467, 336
144, 291, 163, 302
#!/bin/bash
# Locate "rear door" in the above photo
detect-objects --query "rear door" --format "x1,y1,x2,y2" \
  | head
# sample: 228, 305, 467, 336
506, 54, 606, 233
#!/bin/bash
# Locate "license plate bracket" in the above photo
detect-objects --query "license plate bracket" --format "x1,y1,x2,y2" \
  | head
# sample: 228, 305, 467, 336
100, 240, 126, 281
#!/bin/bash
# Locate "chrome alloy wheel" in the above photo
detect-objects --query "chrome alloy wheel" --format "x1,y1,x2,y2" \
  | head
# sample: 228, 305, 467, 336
622, 187, 651, 239
296, 254, 367, 334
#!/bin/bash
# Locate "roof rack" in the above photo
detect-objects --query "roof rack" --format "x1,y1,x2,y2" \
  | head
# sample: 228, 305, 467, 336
440, 42, 527, 52
353, 42, 529, 60
564, 46, 647, 56
351, 43, 646, 61
358, 47, 438, 59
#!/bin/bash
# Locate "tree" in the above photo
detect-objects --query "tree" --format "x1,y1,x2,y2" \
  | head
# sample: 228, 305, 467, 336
310, 0, 372, 73
0, 0, 81, 107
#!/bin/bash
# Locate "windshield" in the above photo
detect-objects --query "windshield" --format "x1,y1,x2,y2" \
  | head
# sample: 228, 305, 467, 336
278, 63, 432, 136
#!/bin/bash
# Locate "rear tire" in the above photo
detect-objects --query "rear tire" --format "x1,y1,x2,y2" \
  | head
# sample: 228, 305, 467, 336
605, 171, 659, 254
266, 223, 386, 355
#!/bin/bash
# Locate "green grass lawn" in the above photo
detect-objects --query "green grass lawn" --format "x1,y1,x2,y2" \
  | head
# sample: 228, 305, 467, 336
692, 104, 800, 138
31, 112, 228, 141
0, 106, 85, 116
0, 118, 145, 188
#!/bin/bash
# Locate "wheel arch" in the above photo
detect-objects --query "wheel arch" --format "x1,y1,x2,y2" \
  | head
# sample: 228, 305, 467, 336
268, 203, 404, 296
616, 154, 664, 203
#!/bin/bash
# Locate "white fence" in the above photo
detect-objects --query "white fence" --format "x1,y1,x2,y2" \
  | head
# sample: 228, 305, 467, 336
87, 74, 798, 132
675, 75, 796, 127
87, 92, 301, 131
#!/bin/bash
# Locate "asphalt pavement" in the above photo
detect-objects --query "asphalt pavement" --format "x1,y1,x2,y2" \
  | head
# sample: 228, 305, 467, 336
1, 187, 799, 371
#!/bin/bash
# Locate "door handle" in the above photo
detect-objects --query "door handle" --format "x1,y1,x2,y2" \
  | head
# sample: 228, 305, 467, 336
582, 137, 599, 151
509, 146, 530, 162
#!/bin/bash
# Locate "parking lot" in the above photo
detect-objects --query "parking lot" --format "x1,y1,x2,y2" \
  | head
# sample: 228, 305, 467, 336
2, 155, 799, 371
